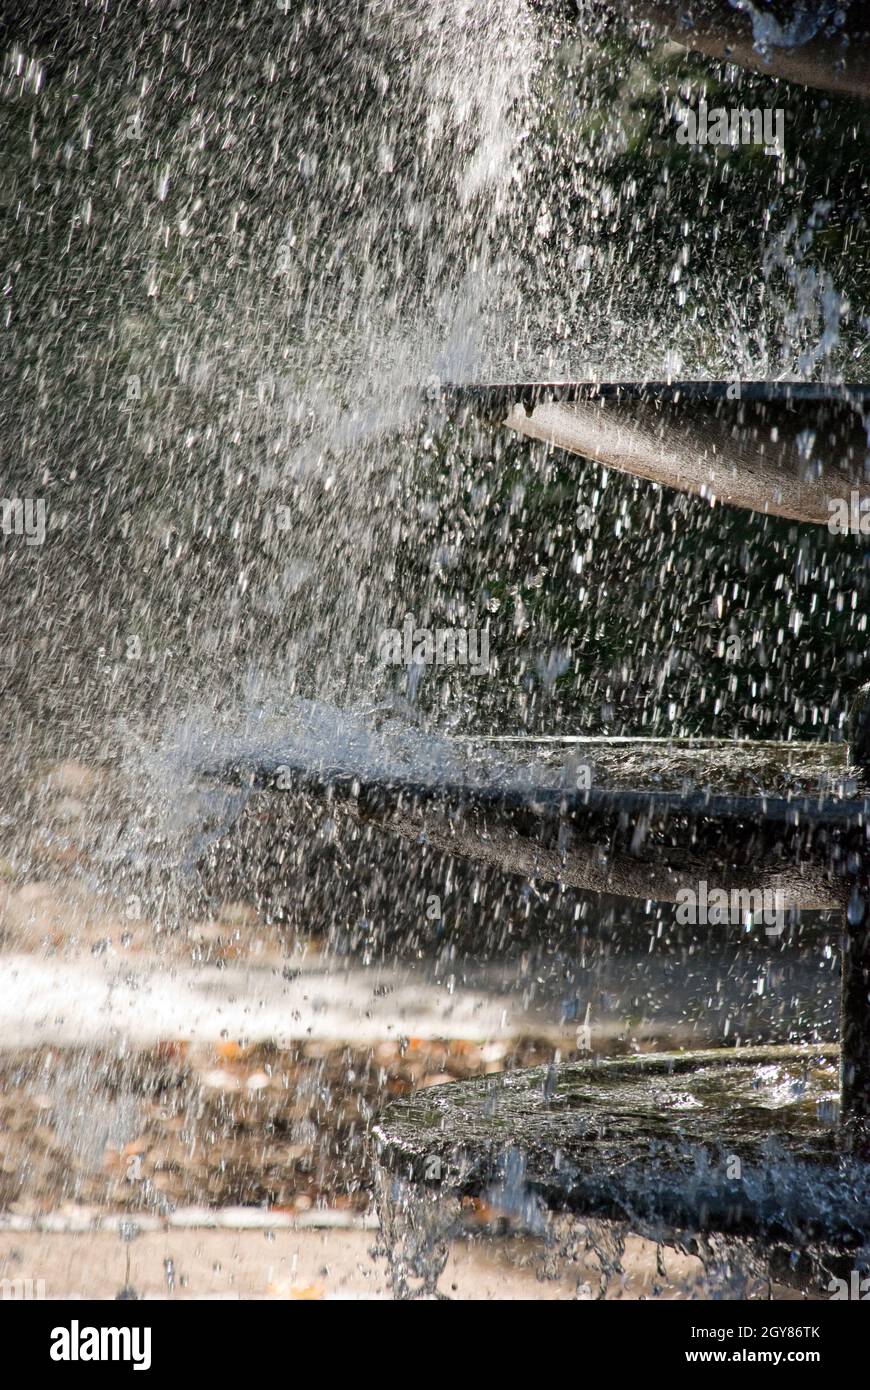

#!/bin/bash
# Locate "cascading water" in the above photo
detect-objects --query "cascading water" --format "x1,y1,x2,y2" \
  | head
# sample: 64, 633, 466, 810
2, 0, 870, 1309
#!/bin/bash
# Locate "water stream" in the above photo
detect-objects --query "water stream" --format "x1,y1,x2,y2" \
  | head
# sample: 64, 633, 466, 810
2, 0, 870, 1301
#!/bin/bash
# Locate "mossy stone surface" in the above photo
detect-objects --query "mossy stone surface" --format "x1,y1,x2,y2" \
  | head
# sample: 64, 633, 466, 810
374, 1046, 870, 1249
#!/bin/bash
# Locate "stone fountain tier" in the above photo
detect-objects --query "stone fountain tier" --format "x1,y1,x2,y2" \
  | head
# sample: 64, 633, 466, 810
443, 381, 870, 525
607, 0, 870, 102
209, 735, 863, 910
373, 1045, 870, 1274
